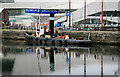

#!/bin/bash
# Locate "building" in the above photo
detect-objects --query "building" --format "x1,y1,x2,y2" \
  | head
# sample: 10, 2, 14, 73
0, 0, 14, 3
1, 10, 9, 26
1, 0, 120, 28
0, 0, 85, 27
0, 8, 4, 28
55, 0, 120, 28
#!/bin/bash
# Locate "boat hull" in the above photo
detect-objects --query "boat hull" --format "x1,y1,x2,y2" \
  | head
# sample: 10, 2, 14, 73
25, 33, 92, 46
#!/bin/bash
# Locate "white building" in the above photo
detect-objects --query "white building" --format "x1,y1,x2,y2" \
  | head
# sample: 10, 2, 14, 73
55, 0, 120, 28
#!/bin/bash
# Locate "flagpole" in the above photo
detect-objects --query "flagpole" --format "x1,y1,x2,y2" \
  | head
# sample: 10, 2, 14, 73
84, 0, 86, 28
101, 0, 103, 28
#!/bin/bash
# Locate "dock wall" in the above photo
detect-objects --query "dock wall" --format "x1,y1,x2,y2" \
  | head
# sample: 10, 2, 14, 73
2, 29, 120, 44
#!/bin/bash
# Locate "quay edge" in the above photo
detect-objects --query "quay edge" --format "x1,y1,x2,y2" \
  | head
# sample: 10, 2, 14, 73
2, 29, 120, 45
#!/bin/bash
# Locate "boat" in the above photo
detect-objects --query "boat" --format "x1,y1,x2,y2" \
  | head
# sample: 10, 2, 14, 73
25, 31, 91, 46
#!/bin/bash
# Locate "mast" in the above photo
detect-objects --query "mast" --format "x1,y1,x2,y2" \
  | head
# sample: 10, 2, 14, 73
84, 0, 86, 28
101, 0, 103, 28
39, 6, 41, 28
69, 0, 71, 29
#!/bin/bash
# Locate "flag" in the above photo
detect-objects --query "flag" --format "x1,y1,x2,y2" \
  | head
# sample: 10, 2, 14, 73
93, 20, 95, 24
37, 22, 39, 25
42, 22, 44, 25
90, 19, 92, 24
111, 14, 112, 20
106, 14, 107, 20
13, 22, 15, 26
33, 22, 35, 27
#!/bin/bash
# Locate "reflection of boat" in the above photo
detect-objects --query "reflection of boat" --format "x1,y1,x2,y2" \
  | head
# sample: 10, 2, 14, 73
26, 44, 91, 50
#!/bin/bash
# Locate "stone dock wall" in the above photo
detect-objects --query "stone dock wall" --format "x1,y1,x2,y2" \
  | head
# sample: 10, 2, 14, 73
2, 30, 33, 40
58, 31, 120, 44
2, 29, 120, 44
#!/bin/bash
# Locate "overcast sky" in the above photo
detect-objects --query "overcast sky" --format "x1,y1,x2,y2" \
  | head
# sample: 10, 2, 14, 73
1, 0, 120, 9
15, 0, 120, 2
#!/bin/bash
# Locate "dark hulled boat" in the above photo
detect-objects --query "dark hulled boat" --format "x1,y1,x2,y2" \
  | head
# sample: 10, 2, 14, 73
25, 32, 91, 46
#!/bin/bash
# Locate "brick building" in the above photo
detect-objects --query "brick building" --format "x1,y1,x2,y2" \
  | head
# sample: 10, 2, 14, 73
1, 9, 9, 26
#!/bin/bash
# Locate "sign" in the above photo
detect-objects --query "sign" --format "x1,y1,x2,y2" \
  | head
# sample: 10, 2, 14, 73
111, 14, 112, 20
25, 9, 40, 13
41, 9, 58, 14
25, 9, 58, 14
50, 17, 54, 20
65, 11, 71, 16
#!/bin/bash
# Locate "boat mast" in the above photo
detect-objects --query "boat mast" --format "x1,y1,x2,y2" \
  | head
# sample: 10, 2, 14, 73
69, 0, 71, 29
39, 6, 41, 28
84, 0, 86, 28
101, 0, 103, 28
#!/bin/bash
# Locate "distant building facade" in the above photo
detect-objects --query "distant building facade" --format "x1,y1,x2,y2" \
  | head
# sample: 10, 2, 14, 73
1, 9, 9, 26
55, 1, 120, 28
73, 1, 120, 27
0, 0, 14, 3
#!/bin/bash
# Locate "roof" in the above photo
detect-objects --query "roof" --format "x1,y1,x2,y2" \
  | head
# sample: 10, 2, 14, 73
0, 8, 4, 13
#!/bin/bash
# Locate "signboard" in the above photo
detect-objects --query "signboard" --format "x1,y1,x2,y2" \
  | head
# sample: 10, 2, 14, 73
25, 9, 40, 13
25, 9, 58, 14
65, 11, 71, 16
41, 9, 58, 14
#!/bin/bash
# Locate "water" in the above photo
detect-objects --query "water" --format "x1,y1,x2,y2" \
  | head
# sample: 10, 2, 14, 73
1, 39, 120, 76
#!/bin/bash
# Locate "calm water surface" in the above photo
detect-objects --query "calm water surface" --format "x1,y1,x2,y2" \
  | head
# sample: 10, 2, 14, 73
1, 40, 120, 75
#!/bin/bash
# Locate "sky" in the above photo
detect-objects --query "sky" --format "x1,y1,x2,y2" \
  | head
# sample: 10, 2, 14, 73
15, 0, 120, 2
14, 0, 120, 9
14, 0, 96, 9
1, 0, 119, 9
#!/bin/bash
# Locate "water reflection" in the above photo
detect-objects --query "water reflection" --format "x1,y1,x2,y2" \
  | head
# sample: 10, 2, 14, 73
2, 40, 120, 75
49, 48, 55, 72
